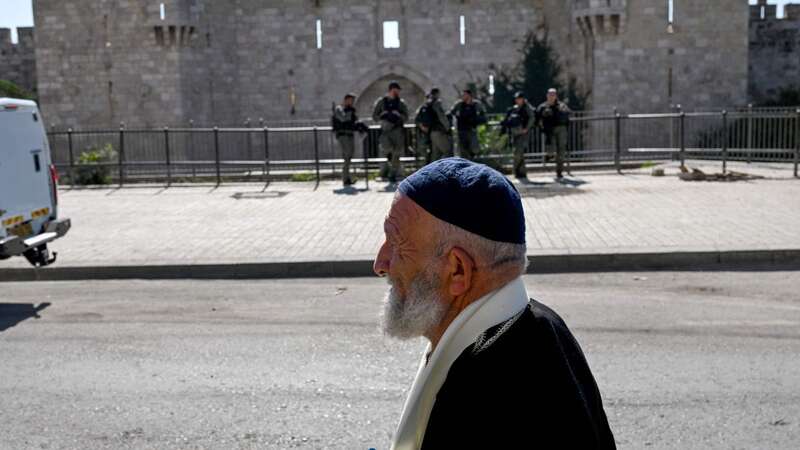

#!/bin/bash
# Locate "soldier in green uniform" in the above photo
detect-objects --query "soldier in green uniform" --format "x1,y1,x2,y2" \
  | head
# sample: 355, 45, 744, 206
332, 93, 365, 186
502, 91, 536, 179
535, 88, 571, 179
415, 88, 452, 163
372, 81, 409, 183
414, 93, 433, 164
448, 89, 487, 160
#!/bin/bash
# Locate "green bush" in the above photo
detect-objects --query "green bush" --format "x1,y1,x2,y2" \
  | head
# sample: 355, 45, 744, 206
290, 172, 317, 182
75, 144, 117, 185
474, 123, 511, 173
0, 79, 36, 101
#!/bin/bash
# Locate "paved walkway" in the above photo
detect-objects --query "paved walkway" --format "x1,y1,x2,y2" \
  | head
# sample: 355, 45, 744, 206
2, 161, 799, 270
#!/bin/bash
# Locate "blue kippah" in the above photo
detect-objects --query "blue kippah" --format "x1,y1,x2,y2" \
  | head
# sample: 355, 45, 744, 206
398, 158, 525, 244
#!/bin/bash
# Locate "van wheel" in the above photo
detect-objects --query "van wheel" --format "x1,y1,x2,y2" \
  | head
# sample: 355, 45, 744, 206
23, 245, 57, 267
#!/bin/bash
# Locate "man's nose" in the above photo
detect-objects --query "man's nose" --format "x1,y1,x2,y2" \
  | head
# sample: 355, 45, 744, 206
373, 241, 390, 277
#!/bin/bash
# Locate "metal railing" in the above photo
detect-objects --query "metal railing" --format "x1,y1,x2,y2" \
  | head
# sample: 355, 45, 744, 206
48, 107, 800, 186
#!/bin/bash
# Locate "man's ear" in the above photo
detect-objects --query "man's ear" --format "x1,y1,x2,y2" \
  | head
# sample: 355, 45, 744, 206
447, 247, 475, 297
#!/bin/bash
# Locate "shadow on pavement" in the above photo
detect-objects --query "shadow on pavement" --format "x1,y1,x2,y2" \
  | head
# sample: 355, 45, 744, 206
0, 302, 51, 332
332, 186, 370, 195
515, 177, 589, 199
231, 191, 289, 199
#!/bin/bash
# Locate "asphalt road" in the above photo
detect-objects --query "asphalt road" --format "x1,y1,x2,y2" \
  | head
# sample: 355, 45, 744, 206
1, 272, 799, 449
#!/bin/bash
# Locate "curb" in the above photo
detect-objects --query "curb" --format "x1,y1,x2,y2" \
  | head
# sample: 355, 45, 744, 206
2, 249, 799, 282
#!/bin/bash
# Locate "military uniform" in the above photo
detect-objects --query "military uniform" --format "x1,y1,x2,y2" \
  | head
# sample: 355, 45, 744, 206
416, 96, 452, 163
536, 100, 571, 178
373, 95, 409, 182
414, 101, 433, 164
332, 104, 359, 184
448, 100, 487, 160
502, 101, 536, 178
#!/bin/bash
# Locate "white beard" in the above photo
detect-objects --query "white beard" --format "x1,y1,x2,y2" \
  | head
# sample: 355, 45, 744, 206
381, 269, 446, 340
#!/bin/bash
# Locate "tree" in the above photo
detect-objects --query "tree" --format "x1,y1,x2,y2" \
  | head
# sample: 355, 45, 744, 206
0, 79, 36, 101
759, 86, 800, 107
471, 30, 588, 114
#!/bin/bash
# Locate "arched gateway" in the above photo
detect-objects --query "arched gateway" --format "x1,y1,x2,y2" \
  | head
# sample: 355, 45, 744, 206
351, 63, 432, 120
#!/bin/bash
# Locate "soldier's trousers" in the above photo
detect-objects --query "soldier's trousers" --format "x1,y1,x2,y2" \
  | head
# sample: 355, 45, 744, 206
546, 126, 568, 177
456, 129, 480, 160
380, 127, 404, 181
430, 130, 452, 162
336, 134, 355, 182
512, 131, 530, 178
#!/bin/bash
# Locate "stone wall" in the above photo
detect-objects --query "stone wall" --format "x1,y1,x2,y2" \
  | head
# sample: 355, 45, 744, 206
749, 1, 800, 104
0, 27, 37, 94
35, 0, 582, 129
32, 0, 759, 129
578, 0, 749, 114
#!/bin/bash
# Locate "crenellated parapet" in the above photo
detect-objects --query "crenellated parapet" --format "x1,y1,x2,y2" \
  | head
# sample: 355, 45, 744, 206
0, 27, 37, 93
148, 0, 203, 49
748, 0, 800, 103
573, 0, 626, 37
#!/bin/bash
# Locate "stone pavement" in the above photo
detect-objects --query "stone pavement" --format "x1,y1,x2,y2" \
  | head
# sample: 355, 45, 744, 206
1, 161, 799, 272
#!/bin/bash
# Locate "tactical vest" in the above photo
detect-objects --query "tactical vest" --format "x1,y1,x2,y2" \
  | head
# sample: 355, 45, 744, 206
333, 106, 357, 134
506, 104, 530, 129
383, 97, 401, 113
460, 102, 478, 129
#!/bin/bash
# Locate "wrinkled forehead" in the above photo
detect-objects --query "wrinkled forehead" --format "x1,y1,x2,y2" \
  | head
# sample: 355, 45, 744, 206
385, 194, 434, 235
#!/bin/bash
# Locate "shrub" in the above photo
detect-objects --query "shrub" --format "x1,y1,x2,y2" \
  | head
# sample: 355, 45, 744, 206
75, 144, 117, 185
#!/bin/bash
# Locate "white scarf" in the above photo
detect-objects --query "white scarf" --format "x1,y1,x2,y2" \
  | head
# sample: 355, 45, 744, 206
390, 277, 530, 450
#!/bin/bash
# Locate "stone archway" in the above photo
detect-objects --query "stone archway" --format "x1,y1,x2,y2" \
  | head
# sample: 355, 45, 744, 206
355, 75, 426, 119
352, 63, 432, 120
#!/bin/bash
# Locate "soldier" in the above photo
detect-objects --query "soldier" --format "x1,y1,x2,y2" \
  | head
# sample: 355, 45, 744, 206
414, 93, 433, 164
415, 87, 452, 163
372, 81, 409, 183
448, 89, 487, 160
536, 88, 572, 179
332, 93, 366, 186
501, 91, 536, 179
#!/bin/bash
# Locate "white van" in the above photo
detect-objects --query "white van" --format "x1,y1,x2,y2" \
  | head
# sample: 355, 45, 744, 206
0, 98, 70, 267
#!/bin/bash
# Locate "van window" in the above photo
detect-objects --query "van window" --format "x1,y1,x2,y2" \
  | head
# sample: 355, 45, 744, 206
33, 153, 41, 172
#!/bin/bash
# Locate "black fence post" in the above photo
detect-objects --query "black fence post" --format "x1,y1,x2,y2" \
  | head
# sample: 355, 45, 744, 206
679, 112, 686, 169
795, 109, 799, 178
214, 126, 221, 185
67, 128, 75, 185
189, 120, 196, 181
614, 110, 622, 174
164, 126, 172, 186
721, 111, 728, 174
364, 129, 370, 190
313, 126, 320, 183
747, 103, 753, 164
263, 126, 270, 186
245, 117, 252, 162
119, 122, 125, 186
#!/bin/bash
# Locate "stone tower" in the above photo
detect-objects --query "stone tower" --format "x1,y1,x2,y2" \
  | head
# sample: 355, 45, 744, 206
749, 0, 800, 104
0, 27, 37, 94
573, 0, 749, 113
33, 0, 210, 128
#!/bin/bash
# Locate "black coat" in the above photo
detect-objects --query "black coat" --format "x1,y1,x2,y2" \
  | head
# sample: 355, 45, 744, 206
421, 299, 616, 449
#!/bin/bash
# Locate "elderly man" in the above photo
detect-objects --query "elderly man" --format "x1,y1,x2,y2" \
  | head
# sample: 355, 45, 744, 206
375, 158, 615, 449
